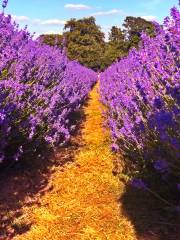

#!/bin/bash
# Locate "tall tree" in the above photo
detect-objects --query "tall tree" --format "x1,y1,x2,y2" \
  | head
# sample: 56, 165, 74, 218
109, 26, 124, 43
102, 26, 127, 69
123, 17, 155, 49
38, 17, 156, 71
64, 17, 105, 71
39, 34, 63, 48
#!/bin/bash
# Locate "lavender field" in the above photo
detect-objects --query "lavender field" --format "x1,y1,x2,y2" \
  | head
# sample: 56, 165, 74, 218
100, 6, 180, 208
0, 1, 96, 166
0, 0, 179, 239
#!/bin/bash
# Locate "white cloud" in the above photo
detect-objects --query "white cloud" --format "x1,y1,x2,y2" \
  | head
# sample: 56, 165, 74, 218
43, 30, 62, 35
11, 15, 30, 22
64, 4, 91, 10
141, 15, 157, 21
40, 19, 66, 26
10, 16, 66, 27
32, 19, 42, 24
92, 9, 124, 17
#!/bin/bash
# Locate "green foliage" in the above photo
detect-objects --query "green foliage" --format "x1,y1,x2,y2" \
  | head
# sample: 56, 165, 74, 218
109, 26, 124, 43
0, 69, 8, 80
39, 16, 155, 71
123, 16, 155, 49
102, 26, 128, 69
64, 17, 105, 71
39, 34, 63, 48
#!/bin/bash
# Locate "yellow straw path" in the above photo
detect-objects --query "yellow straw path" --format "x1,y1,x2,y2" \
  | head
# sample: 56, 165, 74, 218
15, 84, 137, 240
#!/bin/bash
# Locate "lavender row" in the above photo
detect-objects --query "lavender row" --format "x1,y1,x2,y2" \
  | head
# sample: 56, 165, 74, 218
0, 12, 96, 165
100, 6, 180, 202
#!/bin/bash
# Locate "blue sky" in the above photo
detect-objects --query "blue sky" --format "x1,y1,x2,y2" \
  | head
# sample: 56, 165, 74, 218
4, 0, 179, 38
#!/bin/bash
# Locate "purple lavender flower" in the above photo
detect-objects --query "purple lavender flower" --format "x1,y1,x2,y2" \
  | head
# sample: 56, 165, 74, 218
111, 143, 119, 152
2, 0, 8, 9
175, 206, 180, 213
100, 5, 180, 203
0, 154, 5, 163
0, 11, 96, 164
153, 97, 164, 109
153, 160, 169, 173
131, 178, 147, 190
155, 111, 173, 126
0, 112, 6, 124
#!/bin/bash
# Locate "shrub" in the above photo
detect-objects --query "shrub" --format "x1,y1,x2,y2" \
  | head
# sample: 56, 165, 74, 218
100, 6, 180, 206
0, 12, 96, 165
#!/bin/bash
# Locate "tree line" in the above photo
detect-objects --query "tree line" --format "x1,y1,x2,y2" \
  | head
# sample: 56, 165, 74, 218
39, 16, 155, 71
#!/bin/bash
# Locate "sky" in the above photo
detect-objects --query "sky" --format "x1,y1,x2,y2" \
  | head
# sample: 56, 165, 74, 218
3, 0, 179, 38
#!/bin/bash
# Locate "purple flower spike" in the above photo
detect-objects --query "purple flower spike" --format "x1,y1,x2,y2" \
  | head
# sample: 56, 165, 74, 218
0, 10, 96, 164
2, 0, 8, 9
111, 143, 119, 152
153, 160, 169, 173
131, 178, 147, 190
100, 4, 180, 205
153, 97, 164, 109
175, 206, 180, 213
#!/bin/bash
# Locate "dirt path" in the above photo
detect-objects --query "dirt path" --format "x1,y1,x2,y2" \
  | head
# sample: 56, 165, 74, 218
15, 84, 137, 240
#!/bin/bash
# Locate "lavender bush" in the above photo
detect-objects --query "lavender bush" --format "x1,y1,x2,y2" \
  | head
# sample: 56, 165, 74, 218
100, 6, 180, 204
0, 9, 96, 165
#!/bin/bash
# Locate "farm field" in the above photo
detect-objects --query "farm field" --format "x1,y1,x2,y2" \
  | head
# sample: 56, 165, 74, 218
10, 84, 136, 240
2, 85, 179, 240
0, 0, 179, 239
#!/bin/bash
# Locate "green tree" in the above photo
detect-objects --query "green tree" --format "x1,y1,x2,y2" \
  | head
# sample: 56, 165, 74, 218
123, 16, 155, 49
102, 26, 127, 69
38, 16, 156, 71
39, 34, 63, 48
64, 17, 105, 71
109, 26, 124, 43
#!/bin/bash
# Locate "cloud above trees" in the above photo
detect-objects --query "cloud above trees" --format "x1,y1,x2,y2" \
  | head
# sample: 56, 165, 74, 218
64, 4, 91, 10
